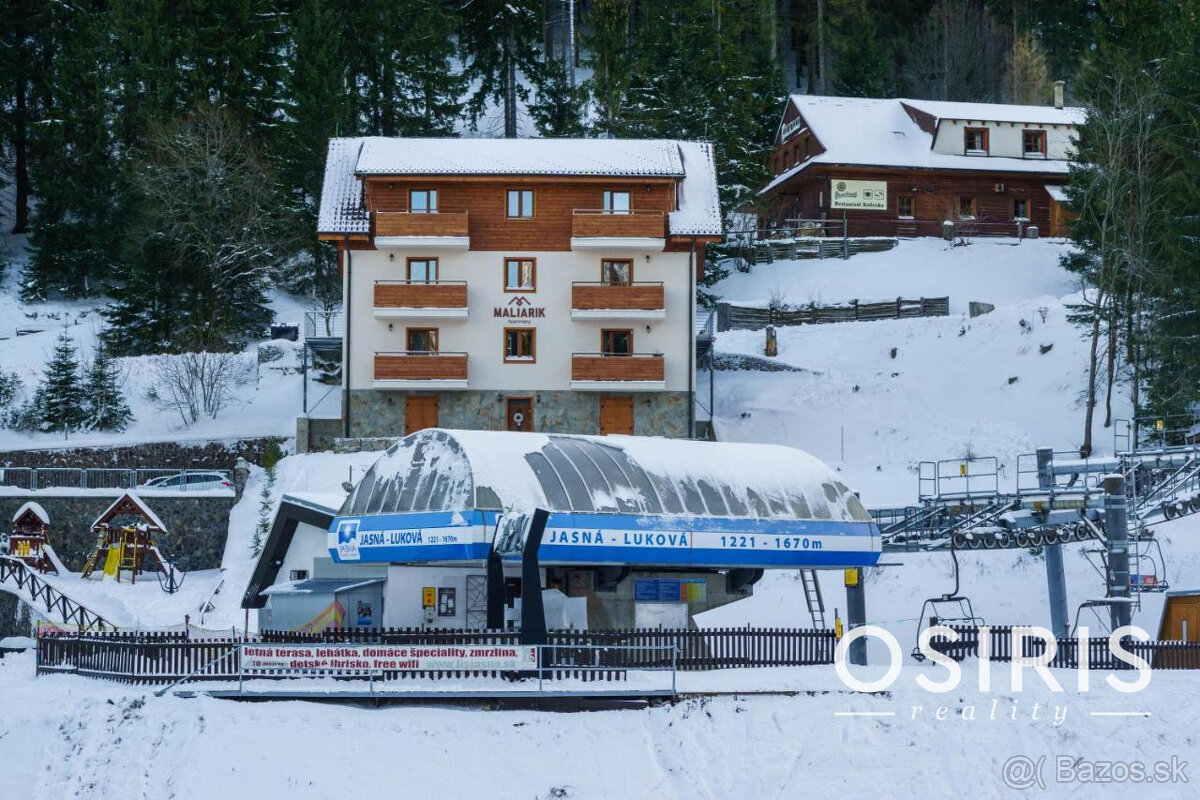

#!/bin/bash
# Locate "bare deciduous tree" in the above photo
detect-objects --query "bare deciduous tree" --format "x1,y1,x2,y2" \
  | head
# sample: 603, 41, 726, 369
150, 352, 252, 427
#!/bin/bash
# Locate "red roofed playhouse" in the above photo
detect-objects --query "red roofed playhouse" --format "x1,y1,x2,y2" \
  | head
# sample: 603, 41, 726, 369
759, 86, 1082, 238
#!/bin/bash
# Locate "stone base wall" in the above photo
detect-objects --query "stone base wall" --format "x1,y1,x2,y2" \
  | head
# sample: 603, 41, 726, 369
345, 390, 690, 440
0, 437, 289, 470
295, 417, 343, 454
0, 494, 234, 572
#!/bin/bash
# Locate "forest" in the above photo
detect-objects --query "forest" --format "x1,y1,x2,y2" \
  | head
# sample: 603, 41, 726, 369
0, 0, 1196, 426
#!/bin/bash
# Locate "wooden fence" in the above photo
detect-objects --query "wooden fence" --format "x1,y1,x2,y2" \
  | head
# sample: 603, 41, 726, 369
37, 627, 837, 685
933, 625, 1200, 670
716, 297, 949, 332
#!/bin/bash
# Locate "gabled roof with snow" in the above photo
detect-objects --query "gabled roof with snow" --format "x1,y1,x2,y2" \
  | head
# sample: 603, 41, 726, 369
318, 137, 722, 237
92, 492, 168, 532
12, 501, 49, 526
339, 428, 871, 522
762, 95, 1080, 195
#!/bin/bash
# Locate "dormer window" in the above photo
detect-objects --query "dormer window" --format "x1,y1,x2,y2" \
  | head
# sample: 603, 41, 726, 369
1022, 129, 1047, 157
409, 189, 438, 214
964, 128, 989, 155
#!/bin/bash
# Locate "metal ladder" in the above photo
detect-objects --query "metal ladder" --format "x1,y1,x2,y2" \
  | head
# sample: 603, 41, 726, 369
800, 569, 826, 628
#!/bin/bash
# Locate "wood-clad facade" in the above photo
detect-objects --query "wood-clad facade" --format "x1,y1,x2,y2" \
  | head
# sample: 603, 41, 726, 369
771, 165, 1065, 238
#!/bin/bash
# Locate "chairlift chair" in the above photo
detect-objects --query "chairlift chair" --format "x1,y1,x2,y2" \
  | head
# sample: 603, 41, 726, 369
911, 543, 985, 662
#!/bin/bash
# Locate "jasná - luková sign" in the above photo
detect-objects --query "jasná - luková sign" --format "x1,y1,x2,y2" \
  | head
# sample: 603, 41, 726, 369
241, 644, 539, 673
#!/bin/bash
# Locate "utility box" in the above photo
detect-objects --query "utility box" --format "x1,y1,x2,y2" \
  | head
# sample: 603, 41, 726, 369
942, 220, 955, 240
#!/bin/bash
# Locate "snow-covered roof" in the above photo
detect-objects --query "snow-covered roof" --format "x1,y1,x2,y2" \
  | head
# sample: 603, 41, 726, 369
762, 95, 1078, 195
671, 141, 723, 236
12, 501, 49, 525
340, 429, 871, 522
356, 137, 685, 177
900, 98, 1086, 126
92, 492, 168, 532
318, 137, 722, 238
316, 138, 369, 235
1044, 184, 1068, 202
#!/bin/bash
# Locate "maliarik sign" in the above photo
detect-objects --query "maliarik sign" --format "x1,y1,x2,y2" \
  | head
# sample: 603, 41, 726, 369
241, 644, 538, 672
830, 179, 888, 210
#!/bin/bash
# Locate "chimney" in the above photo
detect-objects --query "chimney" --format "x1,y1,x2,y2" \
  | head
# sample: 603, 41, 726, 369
1053, 80, 1065, 109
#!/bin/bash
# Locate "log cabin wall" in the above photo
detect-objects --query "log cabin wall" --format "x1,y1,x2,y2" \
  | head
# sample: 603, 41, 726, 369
766, 168, 1063, 237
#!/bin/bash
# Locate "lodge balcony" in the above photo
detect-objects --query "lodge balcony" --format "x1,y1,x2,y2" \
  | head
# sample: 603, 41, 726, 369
373, 351, 469, 390
570, 353, 666, 391
373, 281, 469, 320
570, 282, 666, 320
570, 210, 666, 251
373, 211, 470, 249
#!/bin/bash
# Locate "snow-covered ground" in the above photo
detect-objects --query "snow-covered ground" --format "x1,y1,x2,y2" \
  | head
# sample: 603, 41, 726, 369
2, 650, 1197, 799
0, 234, 338, 451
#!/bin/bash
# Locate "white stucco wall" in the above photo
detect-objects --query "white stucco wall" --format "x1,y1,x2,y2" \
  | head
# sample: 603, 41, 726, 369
932, 120, 1077, 160
343, 247, 695, 393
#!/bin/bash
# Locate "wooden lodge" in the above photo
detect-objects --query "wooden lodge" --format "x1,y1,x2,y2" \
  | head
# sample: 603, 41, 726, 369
759, 90, 1083, 239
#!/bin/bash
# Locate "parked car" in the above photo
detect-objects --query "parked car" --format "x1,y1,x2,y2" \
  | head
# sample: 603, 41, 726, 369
140, 471, 233, 492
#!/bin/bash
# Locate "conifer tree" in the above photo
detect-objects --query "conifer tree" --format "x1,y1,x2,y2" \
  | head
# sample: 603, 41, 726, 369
457, 0, 545, 137
22, 2, 123, 299
36, 332, 87, 436
829, 0, 887, 97
83, 349, 133, 432
583, 0, 634, 135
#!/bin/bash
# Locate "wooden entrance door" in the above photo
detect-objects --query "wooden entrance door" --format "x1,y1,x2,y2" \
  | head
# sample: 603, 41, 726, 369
506, 397, 533, 432
599, 396, 634, 435
1162, 595, 1200, 642
404, 395, 439, 435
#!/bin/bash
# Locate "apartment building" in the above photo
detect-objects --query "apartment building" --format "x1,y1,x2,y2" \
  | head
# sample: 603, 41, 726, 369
760, 88, 1084, 237
314, 137, 722, 441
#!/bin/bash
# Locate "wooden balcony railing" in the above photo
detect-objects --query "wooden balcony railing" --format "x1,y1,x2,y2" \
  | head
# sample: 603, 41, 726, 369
374, 211, 470, 238
374, 352, 468, 382
571, 210, 666, 239
571, 353, 665, 383
572, 282, 665, 312
374, 281, 468, 310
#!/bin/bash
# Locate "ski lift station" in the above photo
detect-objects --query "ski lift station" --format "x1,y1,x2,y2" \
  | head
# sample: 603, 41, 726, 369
245, 429, 881, 631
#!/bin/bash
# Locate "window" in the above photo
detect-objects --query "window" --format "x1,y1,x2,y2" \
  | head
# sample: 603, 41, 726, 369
897, 195, 914, 219
602, 329, 633, 356
406, 258, 438, 283
957, 196, 977, 219
289, 570, 309, 581
504, 328, 536, 362
602, 190, 631, 214
1013, 198, 1029, 220
407, 328, 438, 353
964, 127, 989, 154
1022, 129, 1047, 156
409, 189, 438, 214
504, 258, 536, 292
601, 259, 632, 286
506, 189, 534, 218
